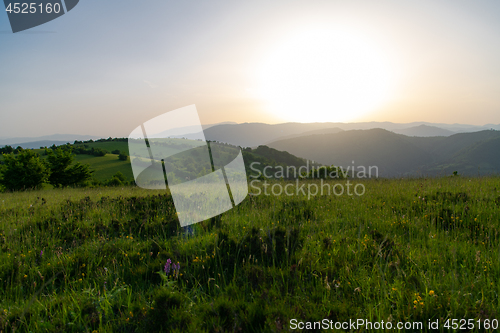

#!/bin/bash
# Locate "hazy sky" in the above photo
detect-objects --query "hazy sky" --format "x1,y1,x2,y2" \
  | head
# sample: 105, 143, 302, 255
1, 0, 500, 138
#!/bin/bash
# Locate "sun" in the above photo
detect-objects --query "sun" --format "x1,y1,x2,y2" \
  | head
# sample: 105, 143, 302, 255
255, 28, 396, 123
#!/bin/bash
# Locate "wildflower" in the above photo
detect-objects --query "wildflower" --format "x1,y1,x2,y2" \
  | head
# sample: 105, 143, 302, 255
40, 250, 43, 257
164, 259, 172, 275
429, 290, 435, 296
173, 262, 181, 278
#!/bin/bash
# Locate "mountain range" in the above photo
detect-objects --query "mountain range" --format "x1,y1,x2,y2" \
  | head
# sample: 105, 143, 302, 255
3, 122, 500, 150
267, 129, 500, 177
186, 122, 500, 147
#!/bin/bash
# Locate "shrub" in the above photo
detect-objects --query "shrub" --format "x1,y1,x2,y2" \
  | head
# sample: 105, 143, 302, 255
104, 172, 127, 186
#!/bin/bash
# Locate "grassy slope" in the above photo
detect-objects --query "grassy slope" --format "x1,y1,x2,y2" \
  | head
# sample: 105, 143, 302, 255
73, 154, 133, 181
0, 177, 499, 332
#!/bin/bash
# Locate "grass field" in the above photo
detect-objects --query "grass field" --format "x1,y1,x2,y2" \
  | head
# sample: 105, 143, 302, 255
0, 177, 499, 332
73, 154, 133, 182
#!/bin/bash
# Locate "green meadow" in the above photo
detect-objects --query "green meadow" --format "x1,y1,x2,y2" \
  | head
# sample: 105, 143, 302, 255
73, 154, 133, 182
0, 176, 499, 332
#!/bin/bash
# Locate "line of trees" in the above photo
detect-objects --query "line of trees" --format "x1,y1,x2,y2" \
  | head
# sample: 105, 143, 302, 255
0, 145, 25, 154
73, 146, 109, 156
45, 143, 128, 160
0, 148, 93, 191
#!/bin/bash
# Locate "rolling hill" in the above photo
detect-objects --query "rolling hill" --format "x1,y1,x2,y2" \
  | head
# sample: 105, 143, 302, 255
265, 127, 344, 143
267, 129, 500, 177
185, 122, 499, 147
392, 124, 455, 137
0, 139, 314, 183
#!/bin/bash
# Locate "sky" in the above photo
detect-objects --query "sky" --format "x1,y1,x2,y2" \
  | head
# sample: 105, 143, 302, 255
1, 0, 500, 138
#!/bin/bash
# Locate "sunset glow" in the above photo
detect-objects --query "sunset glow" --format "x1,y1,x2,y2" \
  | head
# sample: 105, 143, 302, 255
256, 27, 397, 122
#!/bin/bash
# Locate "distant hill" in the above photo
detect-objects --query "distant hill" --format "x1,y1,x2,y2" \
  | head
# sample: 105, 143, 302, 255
265, 127, 344, 143
152, 121, 238, 138
267, 129, 500, 177
423, 135, 500, 176
392, 125, 455, 137
187, 123, 341, 147
7, 140, 72, 149
192, 122, 499, 147
0, 134, 102, 147
4, 122, 497, 149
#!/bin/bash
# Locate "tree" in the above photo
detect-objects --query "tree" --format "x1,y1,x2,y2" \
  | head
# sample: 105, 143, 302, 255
46, 148, 93, 188
118, 152, 128, 161
0, 150, 49, 191
0, 145, 14, 154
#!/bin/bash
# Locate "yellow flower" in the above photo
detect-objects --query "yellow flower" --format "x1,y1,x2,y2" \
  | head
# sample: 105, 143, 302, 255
429, 290, 435, 296
24, 275, 28, 278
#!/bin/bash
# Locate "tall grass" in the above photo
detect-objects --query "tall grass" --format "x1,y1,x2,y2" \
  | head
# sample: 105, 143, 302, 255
0, 176, 499, 332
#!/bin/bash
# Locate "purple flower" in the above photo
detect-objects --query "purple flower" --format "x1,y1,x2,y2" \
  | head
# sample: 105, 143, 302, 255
40, 250, 43, 257
164, 259, 181, 278
164, 259, 172, 275
173, 263, 180, 278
